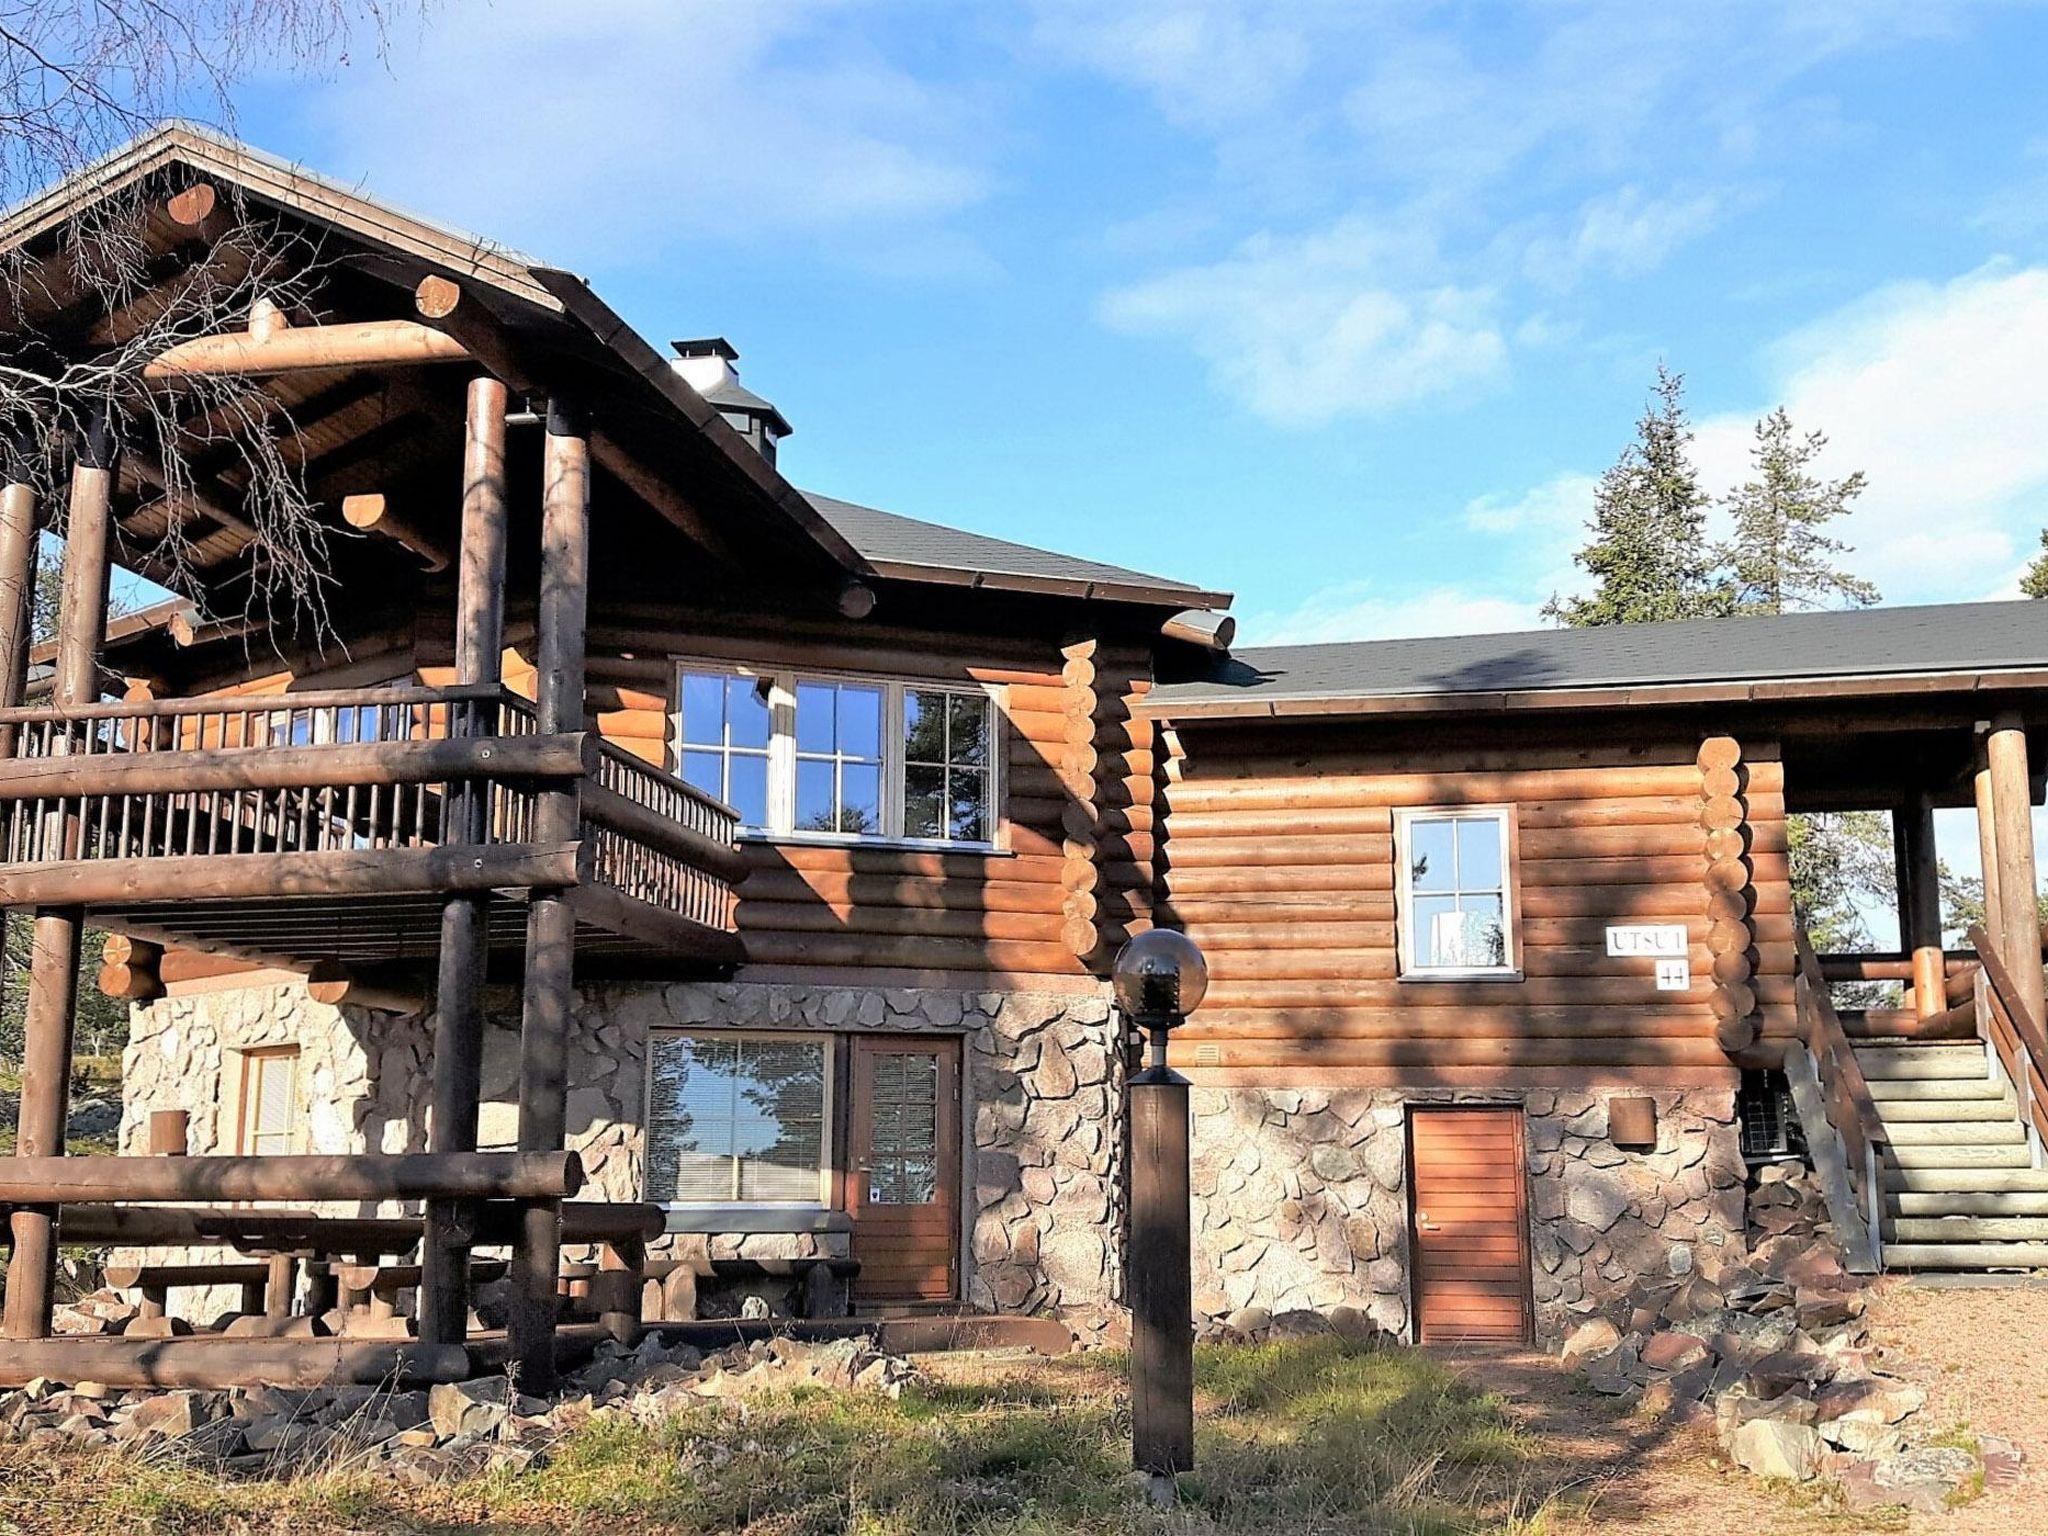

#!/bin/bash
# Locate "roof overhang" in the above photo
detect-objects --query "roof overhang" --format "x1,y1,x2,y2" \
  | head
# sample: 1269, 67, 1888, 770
1139, 665, 2048, 722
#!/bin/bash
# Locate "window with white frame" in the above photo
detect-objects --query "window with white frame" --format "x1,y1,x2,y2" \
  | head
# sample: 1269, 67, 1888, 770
675, 666, 997, 846
645, 1033, 831, 1206
1395, 808, 1515, 975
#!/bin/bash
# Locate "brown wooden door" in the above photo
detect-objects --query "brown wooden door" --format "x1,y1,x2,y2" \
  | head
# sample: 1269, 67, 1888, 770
1408, 1107, 1532, 1344
849, 1037, 960, 1303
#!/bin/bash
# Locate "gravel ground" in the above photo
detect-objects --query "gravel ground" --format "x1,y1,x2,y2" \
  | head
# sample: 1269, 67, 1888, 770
1443, 1278, 2048, 1533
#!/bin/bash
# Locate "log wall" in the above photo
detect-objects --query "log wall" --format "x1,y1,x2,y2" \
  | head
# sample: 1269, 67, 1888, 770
1156, 727, 1794, 1088
147, 618, 1155, 991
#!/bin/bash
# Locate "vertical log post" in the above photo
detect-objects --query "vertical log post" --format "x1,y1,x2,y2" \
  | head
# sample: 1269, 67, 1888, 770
419, 377, 510, 1350
1987, 712, 2045, 1027
4, 416, 115, 1340
0, 432, 40, 757
1128, 1033, 1194, 1482
508, 397, 591, 1392
1975, 735, 2005, 949
1896, 793, 1945, 1019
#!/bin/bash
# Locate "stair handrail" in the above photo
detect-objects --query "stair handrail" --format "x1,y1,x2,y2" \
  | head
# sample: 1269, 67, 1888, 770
1794, 930, 1887, 1270
1965, 923, 2048, 1161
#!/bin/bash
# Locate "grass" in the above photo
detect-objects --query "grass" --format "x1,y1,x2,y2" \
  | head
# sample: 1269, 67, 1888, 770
0, 1337, 1573, 1535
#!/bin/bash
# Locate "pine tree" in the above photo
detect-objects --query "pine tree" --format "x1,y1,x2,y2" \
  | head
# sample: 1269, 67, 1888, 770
1543, 365, 1732, 627
2021, 530, 2048, 598
1722, 407, 1878, 614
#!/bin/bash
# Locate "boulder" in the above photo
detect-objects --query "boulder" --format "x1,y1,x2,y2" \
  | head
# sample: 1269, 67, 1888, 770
1727, 1418, 1823, 1482
1813, 1377, 1924, 1427
1559, 1318, 1622, 1371
1839, 1446, 1982, 1515
1746, 1349, 1829, 1397
1640, 1333, 1711, 1375
429, 1378, 512, 1440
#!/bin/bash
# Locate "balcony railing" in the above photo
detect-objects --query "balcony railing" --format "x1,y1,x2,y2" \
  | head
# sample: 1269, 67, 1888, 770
0, 683, 742, 966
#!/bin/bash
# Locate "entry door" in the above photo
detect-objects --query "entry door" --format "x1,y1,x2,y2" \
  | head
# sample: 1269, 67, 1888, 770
1408, 1108, 1533, 1344
849, 1038, 960, 1303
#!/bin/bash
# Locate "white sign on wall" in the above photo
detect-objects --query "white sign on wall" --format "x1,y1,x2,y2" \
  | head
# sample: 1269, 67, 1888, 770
1605, 924, 1689, 958
1655, 958, 1692, 991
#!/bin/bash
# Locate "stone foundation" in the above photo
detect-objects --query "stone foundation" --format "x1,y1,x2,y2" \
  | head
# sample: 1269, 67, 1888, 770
117, 975, 1125, 1318
1191, 1086, 1747, 1344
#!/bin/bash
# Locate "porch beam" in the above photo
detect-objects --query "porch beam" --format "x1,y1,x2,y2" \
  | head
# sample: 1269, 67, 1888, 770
510, 395, 592, 1392
143, 319, 472, 379
1895, 792, 1945, 1018
421, 375, 511, 1351
1987, 713, 2046, 1026
6, 414, 115, 1340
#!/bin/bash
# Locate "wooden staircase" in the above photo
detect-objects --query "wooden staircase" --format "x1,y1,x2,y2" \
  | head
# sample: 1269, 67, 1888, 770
1858, 1039, 2048, 1269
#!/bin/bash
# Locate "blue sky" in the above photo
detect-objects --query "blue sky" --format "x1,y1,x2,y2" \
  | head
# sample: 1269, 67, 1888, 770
215, 0, 2048, 648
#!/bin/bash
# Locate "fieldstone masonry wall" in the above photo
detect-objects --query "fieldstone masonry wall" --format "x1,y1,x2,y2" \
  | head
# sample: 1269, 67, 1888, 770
1191, 1085, 1747, 1344
119, 982, 1746, 1344
117, 976, 1126, 1313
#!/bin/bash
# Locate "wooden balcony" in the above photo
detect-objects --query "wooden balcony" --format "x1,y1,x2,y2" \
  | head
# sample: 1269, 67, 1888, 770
0, 684, 745, 977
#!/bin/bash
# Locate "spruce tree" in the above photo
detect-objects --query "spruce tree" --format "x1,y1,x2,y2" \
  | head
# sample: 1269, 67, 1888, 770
1543, 365, 1732, 627
2021, 531, 2048, 598
1722, 407, 1878, 615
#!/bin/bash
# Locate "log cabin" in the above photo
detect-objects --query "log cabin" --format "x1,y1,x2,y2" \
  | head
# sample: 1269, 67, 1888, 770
0, 126, 2045, 1387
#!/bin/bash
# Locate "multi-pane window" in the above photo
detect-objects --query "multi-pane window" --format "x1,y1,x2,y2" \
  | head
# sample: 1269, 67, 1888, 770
794, 680, 884, 835
646, 1033, 829, 1205
676, 666, 997, 846
903, 689, 990, 843
677, 671, 775, 831
237, 1047, 301, 1156
1396, 808, 1515, 975
865, 1051, 941, 1205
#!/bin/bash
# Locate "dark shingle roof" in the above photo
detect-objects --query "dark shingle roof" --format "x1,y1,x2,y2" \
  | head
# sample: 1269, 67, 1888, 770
801, 491, 1231, 608
1149, 600, 2048, 717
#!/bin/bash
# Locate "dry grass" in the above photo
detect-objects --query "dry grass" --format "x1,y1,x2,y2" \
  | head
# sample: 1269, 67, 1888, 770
0, 1337, 1574, 1535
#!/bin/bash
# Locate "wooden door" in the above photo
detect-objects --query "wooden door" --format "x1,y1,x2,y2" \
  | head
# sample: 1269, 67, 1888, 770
849, 1037, 960, 1303
1408, 1107, 1532, 1344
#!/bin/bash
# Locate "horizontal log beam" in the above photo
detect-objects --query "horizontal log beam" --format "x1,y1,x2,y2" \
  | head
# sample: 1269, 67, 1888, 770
0, 842, 583, 907
144, 320, 473, 379
40, 1199, 659, 1251
0, 1151, 581, 1205
0, 730, 594, 799
0, 682, 510, 725
343, 493, 452, 572
0, 1337, 472, 1390
104, 1261, 271, 1289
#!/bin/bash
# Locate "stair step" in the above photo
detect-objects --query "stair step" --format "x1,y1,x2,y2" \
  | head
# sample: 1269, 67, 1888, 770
1882, 1242, 2048, 1269
1887, 1215, 2048, 1241
1884, 1143, 2032, 1169
1856, 1048, 1989, 1081
1871, 1096, 2017, 1122
1885, 1167, 2048, 1193
1868, 1077, 2007, 1102
1889, 1190, 2048, 1216
1882, 1120, 2027, 1146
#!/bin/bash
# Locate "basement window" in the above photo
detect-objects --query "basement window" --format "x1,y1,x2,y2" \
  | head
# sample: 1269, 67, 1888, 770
675, 664, 997, 848
645, 1032, 832, 1207
235, 1046, 302, 1156
1394, 807, 1518, 977
1738, 1068, 1803, 1160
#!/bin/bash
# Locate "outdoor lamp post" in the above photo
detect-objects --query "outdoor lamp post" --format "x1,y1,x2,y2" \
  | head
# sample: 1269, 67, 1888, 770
1115, 928, 1207, 1487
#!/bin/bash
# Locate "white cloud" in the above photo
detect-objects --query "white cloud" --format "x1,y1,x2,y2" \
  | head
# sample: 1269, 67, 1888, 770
1523, 186, 1722, 288
1027, 0, 1313, 132
1693, 262, 2048, 600
298, 0, 989, 269
1463, 472, 1597, 535
1248, 581, 1545, 645
1098, 218, 1506, 425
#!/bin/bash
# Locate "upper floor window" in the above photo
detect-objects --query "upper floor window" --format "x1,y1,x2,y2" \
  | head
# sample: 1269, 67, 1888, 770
676, 665, 997, 847
1394, 807, 1516, 977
